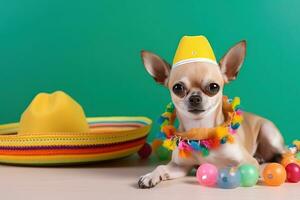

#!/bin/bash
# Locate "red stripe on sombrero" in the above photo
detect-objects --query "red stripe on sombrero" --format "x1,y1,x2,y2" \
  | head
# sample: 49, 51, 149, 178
0, 138, 146, 156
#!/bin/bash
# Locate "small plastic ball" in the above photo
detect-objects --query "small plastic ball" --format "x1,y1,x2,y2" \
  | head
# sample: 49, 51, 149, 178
238, 164, 259, 187
263, 163, 286, 186
285, 163, 300, 183
217, 167, 241, 189
138, 143, 152, 159
196, 163, 218, 186
281, 156, 298, 167
155, 145, 171, 160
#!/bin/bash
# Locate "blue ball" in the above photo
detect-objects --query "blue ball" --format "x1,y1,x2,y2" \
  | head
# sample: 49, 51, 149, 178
217, 167, 241, 189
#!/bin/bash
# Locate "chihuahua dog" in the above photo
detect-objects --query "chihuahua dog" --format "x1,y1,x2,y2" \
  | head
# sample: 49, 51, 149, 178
138, 38, 286, 188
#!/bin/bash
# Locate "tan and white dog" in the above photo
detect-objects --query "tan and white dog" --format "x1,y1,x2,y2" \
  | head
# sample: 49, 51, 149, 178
138, 36, 286, 188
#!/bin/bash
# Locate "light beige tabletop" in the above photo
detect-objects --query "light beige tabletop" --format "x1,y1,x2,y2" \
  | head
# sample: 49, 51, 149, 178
0, 155, 299, 200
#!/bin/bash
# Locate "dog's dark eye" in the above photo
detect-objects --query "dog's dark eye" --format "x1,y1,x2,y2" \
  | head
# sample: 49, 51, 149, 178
205, 83, 220, 96
172, 83, 186, 98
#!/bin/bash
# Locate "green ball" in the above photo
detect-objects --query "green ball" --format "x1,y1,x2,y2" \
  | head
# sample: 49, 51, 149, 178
155, 146, 172, 160
238, 164, 259, 187
296, 152, 300, 160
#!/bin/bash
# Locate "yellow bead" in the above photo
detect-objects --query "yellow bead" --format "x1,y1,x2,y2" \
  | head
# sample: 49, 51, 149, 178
231, 97, 240, 109
162, 112, 172, 119
162, 139, 176, 150
216, 127, 228, 140
232, 115, 243, 124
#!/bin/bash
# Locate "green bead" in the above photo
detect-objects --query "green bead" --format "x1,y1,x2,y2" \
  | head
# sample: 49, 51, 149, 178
160, 120, 169, 128
166, 103, 175, 112
296, 152, 300, 160
202, 148, 209, 157
238, 164, 259, 187
220, 137, 227, 144
155, 146, 172, 160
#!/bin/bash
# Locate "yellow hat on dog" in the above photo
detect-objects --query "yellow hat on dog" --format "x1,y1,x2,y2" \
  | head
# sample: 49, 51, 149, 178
172, 35, 217, 68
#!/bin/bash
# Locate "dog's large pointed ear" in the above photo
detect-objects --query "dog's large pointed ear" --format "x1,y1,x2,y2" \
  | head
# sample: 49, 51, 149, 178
141, 50, 171, 86
219, 40, 246, 83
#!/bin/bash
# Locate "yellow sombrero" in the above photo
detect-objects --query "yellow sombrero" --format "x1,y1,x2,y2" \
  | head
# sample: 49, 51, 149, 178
172, 35, 217, 68
0, 91, 152, 166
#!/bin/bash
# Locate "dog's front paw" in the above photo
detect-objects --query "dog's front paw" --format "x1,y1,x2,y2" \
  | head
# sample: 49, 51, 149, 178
138, 172, 165, 189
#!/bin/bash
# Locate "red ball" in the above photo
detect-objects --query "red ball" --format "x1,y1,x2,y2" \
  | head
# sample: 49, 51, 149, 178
138, 143, 152, 159
285, 163, 300, 183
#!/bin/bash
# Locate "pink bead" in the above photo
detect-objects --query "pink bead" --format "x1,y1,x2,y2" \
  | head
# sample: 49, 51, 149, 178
229, 128, 237, 134
285, 163, 300, 183
196, 163, 218, 186
178, 141, 192, 151
236, 110, 243, 115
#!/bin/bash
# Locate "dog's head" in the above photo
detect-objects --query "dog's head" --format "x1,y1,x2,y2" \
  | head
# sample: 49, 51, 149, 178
141, 40, 246, 119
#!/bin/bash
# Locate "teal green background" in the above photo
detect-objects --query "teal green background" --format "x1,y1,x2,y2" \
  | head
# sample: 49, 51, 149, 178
0, 1, 299, 143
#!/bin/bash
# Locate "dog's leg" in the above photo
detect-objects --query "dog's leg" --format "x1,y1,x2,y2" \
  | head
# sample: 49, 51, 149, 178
138, 161, 192, 189
255, 120, 286, 163
239, 145, 260, 168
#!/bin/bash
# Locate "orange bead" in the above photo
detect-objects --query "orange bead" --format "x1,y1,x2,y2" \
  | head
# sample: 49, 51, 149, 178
151, 139, 163, 152
162, 125, 176, 137
211, 138, 220, 148
263, 163, 286, 186
179, 149, 191, 158
227, 135, 235, 144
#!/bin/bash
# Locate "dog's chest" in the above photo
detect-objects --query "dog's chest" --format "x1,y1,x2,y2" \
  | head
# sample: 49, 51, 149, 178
173, 142, 244, 168
175, 108, 245, 167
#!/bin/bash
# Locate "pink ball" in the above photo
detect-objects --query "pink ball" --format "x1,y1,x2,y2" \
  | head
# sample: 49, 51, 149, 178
196, 163, 218, 186
285, 163, 300, 183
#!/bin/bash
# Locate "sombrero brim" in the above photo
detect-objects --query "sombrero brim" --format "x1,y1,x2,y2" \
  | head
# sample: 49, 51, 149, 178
0, 116, 152, 166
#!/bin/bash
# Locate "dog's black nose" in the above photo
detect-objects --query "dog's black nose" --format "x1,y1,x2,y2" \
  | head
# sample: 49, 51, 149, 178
189, 95, 202, 107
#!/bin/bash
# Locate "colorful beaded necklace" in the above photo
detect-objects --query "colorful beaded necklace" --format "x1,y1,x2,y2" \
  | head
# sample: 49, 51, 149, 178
156, 96, 243, 158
